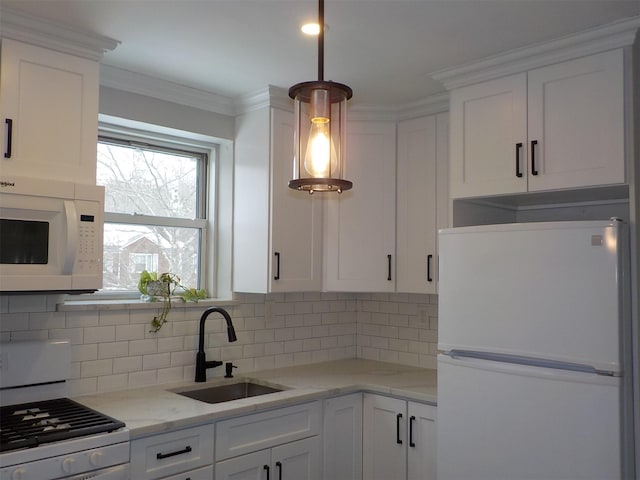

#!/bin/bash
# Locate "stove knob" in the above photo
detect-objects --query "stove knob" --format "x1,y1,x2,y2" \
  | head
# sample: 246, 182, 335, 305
90, 451, 103, 467
62, 457, 76, 474
11, 468, 25, 480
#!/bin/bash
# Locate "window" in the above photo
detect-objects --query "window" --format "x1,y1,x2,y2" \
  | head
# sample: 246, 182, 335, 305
97, 136, 209, 292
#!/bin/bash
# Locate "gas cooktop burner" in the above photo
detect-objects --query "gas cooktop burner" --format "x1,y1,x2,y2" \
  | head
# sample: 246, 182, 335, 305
0, 398, 125, 452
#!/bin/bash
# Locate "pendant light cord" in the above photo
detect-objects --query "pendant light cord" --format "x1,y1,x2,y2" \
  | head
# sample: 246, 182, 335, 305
318, 0, 324, 81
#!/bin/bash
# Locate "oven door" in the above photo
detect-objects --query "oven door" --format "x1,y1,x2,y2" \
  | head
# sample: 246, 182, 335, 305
66, 463, 129, 480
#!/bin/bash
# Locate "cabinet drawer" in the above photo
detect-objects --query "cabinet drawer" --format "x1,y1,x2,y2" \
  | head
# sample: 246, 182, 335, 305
131, 424, 214, 480
216, 401, 321, 461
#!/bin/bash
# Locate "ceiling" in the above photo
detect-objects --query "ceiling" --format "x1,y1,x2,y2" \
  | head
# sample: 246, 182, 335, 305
3, 0, 640, 108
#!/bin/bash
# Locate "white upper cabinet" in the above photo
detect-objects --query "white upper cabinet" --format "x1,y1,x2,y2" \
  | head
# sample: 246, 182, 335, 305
526, 50, 625, 192
448, 48, 626, 199
396, 113, 449, 294
0, 38, 100, 184
324, 121, 396, 292
233, 106, 323, 293
449, 73, 527, 198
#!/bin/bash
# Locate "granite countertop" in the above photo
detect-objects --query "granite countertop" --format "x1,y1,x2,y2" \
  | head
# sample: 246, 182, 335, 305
74, 359, 437, 439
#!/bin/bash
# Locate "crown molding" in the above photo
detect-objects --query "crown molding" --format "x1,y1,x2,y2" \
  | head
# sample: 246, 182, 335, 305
234, 85, 292, 115
0, 6, 119, 60
432, 15, 640, 90
100, 64, 236, 116
349, 92, 450, 122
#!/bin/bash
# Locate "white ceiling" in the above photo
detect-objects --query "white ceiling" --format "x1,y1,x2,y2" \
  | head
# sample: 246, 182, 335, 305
3, 0, 640, 108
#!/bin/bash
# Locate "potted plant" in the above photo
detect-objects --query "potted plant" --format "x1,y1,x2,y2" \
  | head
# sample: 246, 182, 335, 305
138, 270, 207, 332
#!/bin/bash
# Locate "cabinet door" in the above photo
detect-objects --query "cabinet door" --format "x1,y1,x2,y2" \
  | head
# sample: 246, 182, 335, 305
270, 107, 323, 292
233, 107, 322, 293
527, 49, 625, 191
363, 394, 407, 480
449, 73, 527, 198
272, 436, 322, 480
323, 393, 363, 480
324, 121, 396, 292
396, 115, 438, 294
162, 465, 213, 480
407, 402, 437, 480
215, 449, 271, 480
0, 38, 99, 184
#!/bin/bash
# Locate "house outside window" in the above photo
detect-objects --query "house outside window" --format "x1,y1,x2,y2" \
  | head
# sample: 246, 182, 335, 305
97, 135, 209, 293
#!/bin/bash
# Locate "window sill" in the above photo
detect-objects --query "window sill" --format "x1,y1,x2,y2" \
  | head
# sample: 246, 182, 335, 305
59, 297, 237, 312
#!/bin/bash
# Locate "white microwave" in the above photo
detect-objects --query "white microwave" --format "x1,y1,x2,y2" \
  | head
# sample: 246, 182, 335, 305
0, 176, 104, 293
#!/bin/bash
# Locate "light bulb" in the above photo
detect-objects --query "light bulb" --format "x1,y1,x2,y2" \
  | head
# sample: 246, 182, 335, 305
304, 118, 336, 177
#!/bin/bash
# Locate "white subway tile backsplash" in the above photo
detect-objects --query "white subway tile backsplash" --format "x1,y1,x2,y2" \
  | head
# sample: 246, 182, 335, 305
69, 377, 98, 396
113, 356, 142, 373
157, 366, 185, 384
115, 324, 145, 341
72, 344, 98, 362
99, 342, 129, 359
81, 359, 113, 377
9, 295, 48, 313
97, 373, 129, 392
171, 350, 195, 367
128, 370, 157, 387
6, 291, 436, 396
66, 311, 99, 328
142, 353, 170, 370
84, 326, 115, 344
50, 327, 83, 344
0, 313, 29, 332
129, 338, 157, 355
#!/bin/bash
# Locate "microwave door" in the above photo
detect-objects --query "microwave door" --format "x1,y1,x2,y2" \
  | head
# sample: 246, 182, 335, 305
0, 195, 73, 291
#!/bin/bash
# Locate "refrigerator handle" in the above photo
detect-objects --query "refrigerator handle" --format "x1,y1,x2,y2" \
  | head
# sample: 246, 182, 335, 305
396, 413, 403, 444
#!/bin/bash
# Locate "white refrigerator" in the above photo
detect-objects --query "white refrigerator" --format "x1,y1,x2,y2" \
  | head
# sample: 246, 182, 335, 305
436, 219, 634, 480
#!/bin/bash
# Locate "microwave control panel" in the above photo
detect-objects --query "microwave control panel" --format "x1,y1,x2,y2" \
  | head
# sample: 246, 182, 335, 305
74, 199, 102, 274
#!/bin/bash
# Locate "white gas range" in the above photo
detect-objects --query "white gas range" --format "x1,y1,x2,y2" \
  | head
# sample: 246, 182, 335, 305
0, 340, 129, 480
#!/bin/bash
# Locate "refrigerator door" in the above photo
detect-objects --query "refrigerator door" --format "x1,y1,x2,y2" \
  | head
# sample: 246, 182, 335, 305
437, 354, 622, 480
438, 220, 624, 373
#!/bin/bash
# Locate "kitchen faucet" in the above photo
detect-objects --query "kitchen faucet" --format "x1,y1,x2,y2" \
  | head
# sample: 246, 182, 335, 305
195, 307, 237, 382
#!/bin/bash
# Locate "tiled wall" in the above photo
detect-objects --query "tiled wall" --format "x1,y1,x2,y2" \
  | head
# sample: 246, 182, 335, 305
0, 292, 438, 396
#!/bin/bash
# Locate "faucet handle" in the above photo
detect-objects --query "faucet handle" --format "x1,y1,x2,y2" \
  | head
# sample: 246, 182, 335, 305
224, 362, 238, 378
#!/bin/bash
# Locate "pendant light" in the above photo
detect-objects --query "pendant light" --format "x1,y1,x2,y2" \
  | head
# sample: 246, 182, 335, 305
288, 0, 353, 194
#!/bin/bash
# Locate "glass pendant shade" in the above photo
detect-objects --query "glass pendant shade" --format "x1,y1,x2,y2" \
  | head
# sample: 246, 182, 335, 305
288, 0, 353, 194
289, 81, 352, 193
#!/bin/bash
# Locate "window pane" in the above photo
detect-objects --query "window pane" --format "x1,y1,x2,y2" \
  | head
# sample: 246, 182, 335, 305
97, 142, 199, 218
103, 223, 200, 291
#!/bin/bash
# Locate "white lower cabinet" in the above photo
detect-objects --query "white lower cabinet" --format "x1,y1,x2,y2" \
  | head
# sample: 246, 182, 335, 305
322, 393, 363, 480
363, 393, 437, 480
215, 401, 322, 480
130, 424, 214, 480
161, 465, 213, 480
215, 436, 321, 480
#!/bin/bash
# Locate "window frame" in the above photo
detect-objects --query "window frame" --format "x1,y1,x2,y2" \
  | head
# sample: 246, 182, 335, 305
93, 121, 218, 299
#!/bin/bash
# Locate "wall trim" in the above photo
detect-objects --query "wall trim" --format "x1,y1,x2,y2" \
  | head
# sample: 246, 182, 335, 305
0, 6, 119, 61
100, 64, 236, 116
432, 15, 640, 90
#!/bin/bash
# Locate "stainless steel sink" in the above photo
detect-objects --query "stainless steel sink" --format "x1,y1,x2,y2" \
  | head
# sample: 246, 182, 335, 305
174, 382, 283, 404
